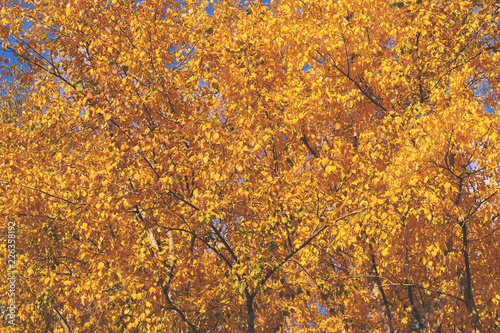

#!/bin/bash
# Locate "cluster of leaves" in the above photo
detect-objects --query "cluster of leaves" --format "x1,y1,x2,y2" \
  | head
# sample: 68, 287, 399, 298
1, 0, 500, 332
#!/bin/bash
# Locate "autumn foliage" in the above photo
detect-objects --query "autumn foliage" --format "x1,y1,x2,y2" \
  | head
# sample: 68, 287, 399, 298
1, 0, 500, 331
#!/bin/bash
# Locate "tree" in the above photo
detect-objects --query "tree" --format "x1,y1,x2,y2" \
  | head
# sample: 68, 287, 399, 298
1, 0, 500, 331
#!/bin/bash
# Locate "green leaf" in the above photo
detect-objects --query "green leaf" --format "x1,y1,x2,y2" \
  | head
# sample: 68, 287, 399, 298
389, 1, 405, 8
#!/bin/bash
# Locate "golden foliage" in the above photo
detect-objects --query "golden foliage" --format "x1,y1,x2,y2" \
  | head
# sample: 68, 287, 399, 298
1, 0, 500, 332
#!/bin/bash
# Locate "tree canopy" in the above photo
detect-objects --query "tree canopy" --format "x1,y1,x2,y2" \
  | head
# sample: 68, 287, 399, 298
1, 0, 500, 332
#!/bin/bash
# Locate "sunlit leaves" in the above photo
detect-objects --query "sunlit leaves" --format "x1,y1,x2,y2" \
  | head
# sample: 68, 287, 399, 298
1, 0, 500, 332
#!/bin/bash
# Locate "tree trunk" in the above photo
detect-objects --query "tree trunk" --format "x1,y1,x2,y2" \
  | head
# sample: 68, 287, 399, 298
372, 283, 394, 333
369, 244, 394, 333
246, 291, 255, 333
461, 224, 482, 333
